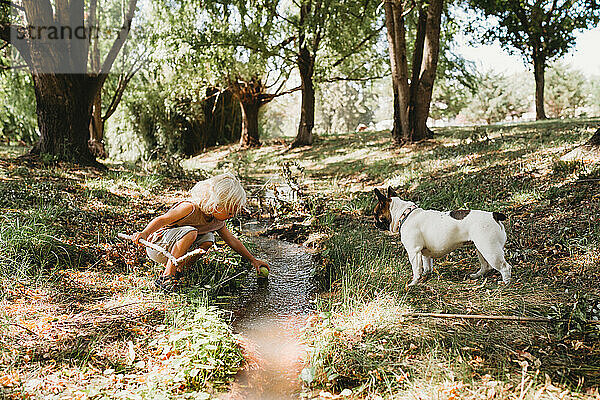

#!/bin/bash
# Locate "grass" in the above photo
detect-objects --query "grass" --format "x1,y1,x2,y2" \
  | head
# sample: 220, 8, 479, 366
184, 118, 600, 399
1, 117, 600, 399
0, 155, 250, 399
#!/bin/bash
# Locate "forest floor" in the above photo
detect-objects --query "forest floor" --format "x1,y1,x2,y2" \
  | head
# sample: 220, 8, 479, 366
185, 118, 600, 399
1, 117, 600, 399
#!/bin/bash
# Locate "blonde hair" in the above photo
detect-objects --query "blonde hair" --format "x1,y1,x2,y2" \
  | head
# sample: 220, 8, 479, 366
189, 172, 247, 216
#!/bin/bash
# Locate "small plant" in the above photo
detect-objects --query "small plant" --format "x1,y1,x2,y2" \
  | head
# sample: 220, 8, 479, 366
185, 239, 247, 296
160, 305, 244, 392
550, 294, 600, 340
0, 208, 82, 284
552, 159, 586, 177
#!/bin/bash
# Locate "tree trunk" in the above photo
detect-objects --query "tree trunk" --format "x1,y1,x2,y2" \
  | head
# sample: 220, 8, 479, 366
87, 1, 107, 160
89, 91, 108, 158
292, 46, 315, 148
586, 128, 600, 146
407, 9, 427, 142
533, 51, 547, 120
239, 99, 261, 148
384, 0, 410, 144
385, 0, 441, 145
30, 74, 97, 165
411, 0, 442, 141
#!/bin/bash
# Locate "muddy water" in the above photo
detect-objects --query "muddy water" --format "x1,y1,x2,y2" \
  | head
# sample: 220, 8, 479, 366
222, 222, 316, 400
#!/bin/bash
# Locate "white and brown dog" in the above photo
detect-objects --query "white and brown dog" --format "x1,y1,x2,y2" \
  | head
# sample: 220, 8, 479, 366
374, 187, 512, 286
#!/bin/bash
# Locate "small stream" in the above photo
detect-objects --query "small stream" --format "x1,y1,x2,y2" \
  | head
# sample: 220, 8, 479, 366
221, 221, 316, 400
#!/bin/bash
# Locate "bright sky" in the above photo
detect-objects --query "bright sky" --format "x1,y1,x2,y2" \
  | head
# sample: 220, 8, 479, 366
455, 27, 600, 77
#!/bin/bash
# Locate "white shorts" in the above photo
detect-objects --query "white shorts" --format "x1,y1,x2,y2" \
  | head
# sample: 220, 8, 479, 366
146, 226, 214, 264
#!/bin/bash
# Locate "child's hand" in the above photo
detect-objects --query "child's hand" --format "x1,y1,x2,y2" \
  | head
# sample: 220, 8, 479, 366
251, 259, 269, 273
132, 231, 148, 244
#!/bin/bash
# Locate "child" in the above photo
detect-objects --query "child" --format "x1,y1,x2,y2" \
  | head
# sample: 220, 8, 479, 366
132, 172, 269, 292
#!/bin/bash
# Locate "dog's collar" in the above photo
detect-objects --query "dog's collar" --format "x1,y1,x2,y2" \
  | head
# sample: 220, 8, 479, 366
398, 204, 418, 229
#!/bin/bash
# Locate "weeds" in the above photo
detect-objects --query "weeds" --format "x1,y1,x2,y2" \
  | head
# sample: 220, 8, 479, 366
0, 156, 246, 399
0, 207, 82, 285
162, 304, 243, 391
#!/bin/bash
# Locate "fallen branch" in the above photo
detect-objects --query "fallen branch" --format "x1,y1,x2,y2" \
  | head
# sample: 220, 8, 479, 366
575, 179, 600, 183
405, 313, 600, 325
10, 323, 39, 336
76, 300, 168, 317
402, 313, 561, 323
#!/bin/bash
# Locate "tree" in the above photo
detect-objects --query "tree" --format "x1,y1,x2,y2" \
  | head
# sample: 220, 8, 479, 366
87, 4, 147, 159
157, 0, 384, 149
384, 0, 444, 144
0, 0, 137, 165
467, 0, 600, 120
464, 70, 530, 124
545, 62, 587, 118
153, 0, 299, 148
230, 77, 285, 148
285, 0, 385, 147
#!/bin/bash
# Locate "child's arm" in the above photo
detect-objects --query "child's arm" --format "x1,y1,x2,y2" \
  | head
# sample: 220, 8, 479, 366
217, 226, 269, 272
132, 202, 194, 244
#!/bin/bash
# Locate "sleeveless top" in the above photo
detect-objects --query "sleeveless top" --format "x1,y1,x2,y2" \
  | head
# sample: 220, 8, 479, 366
161, 200, 225, 234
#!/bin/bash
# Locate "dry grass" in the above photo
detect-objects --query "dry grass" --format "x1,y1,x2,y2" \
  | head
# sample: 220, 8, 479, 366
2, 118, 599, 399
0, 155, 246, 399
182, 118, 600, 399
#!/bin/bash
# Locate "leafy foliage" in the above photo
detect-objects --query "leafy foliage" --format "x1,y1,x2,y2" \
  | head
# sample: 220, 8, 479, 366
550, 294, 600, 340
467, 0, 600, 63
162, 305, 244, 391
0, 71, 38, 144
463, 71, 531, 124
107, 71, 241, 161
545, 62, 589, 118
315, 81, 377, 134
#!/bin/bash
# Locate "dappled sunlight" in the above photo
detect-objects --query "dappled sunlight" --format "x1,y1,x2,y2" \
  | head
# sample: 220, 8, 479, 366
2, 117, 600, 399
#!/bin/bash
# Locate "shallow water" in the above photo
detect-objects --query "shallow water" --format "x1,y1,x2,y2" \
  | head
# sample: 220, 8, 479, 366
222, 222, 316, 400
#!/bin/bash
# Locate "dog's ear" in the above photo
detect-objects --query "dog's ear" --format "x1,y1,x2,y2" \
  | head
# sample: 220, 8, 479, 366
374, 188, 387, 202
387, 186, 398, 198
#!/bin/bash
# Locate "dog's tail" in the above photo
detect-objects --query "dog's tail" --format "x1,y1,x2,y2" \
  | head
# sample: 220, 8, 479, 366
492, 212, 507, 222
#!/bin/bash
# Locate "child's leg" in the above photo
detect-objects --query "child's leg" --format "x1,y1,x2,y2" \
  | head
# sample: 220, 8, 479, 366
146, 226, 198, 275
163, 230, 198, 277
178, 233, 215, 272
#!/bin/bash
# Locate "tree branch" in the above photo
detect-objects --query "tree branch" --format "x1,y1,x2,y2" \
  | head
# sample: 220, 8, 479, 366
0, 23, 33, 68
96, 0, 137, 87
332, 23, 385, 68
0, 63, 27, 69
102, 55, 146, 122
322, 73, 391, 83
260, 85, 302, 103
0, 0, 24, 11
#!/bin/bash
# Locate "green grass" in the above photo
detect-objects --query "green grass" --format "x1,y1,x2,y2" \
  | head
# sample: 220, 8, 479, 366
2, 117, 599, 399
0, 205, 85, 288
0, 153, 247, 398
267, 118, 600, 399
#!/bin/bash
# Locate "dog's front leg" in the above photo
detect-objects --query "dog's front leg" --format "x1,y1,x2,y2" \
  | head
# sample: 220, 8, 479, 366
407, 250, 424, 286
